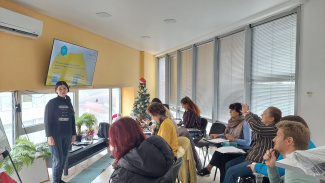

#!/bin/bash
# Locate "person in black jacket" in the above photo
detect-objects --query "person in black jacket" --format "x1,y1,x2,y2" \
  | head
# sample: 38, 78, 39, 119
109, 117, 175, 183
44, 81, 76, 183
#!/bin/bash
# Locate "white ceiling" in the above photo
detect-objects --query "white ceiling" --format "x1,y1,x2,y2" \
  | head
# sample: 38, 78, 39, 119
7, 0, 290, 55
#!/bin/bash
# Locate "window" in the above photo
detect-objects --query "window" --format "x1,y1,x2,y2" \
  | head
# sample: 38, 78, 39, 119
21, 93, 74, 127
158, 57, 166, 103
0, 92, 14, 147
79, 89, 110, 122
196, 42, 214, 119
180, 48, 193, 100
169, 54, 178, 110
112, 88, 121, 116
19, 92, 74, 144
251, 14, 297, 116
217, 31, 245, 123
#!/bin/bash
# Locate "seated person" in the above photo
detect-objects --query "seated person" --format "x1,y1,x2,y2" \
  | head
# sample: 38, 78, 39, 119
197, 103, 251, 183
145, 98, 179, 135
147, 102, 178, 156
248, 115, 316, 177
109, 117, 175, 183
179, 96, 201, 129
223, 104, 282, 183
264, 121, 315, 183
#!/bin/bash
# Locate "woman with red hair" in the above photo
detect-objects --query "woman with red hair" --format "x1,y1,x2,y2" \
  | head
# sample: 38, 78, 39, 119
109, 117, 175, 182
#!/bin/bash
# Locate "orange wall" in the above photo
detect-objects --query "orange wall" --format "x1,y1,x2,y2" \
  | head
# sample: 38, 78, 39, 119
0, 1, 156, 115
143, 52, 156, 100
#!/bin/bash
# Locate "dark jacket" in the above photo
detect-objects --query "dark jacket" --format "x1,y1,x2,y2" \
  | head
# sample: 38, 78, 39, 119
44, 95, 76, 137
110, 135, 175, 183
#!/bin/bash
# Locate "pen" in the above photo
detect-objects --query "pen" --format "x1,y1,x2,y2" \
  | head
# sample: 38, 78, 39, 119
262, 149, 273, 164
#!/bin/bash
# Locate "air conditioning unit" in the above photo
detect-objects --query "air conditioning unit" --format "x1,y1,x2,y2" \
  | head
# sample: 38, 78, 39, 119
0, 7, 43, 39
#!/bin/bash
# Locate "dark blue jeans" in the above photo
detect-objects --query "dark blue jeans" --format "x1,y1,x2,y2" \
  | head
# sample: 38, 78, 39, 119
49, 134, 71, 183
223, 155, 253, 183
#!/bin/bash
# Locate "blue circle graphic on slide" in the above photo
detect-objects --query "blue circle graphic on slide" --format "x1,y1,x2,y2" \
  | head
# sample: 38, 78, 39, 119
60, 45, 68, 56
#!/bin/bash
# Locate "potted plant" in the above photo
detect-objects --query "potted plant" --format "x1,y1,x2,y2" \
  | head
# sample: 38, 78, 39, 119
0, 138, 51, 179
75, 114, 85, 142
77, 113, 97, 140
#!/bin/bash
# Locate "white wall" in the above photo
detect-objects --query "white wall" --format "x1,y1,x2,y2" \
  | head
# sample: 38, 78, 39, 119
298, 0, 325, 146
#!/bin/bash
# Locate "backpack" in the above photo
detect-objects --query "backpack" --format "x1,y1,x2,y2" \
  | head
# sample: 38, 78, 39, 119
97, 122, 110, 139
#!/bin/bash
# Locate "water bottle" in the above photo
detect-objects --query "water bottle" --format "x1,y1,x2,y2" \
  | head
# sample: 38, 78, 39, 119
221, 142, 237, 147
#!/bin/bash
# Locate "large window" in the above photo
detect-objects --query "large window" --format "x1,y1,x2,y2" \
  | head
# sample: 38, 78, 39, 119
21, 93, 74, 127
180, 48, 193, 100
19, 92, 74, 144
251, 13, 297, 116
196, 42, 214, 119
112, 88, 121, 116
169, 54, 178, 110
79, 89, 110, 123
217, 31, 246, 123
157, 57, 166, 103
157, 9, 298, 124
0, 92, 14, 147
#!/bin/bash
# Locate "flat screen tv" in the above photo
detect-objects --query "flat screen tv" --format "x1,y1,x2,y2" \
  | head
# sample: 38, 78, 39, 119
45, 39, 98, 86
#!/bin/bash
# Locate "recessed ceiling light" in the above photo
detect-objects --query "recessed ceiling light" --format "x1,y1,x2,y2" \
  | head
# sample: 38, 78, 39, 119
164, 19, 177, 23
141, 36, 151, 39
96, 12, 111, 17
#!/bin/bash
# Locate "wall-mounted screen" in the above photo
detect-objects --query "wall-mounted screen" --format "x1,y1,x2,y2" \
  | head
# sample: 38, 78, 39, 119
45, 39, 98, 86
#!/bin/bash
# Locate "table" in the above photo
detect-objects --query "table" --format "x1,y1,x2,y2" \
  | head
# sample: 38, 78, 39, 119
276, 158, 325, 183
64, 138, 108, 175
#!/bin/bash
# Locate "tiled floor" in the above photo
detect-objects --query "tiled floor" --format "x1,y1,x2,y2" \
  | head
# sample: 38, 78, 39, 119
45, 147, 220, 183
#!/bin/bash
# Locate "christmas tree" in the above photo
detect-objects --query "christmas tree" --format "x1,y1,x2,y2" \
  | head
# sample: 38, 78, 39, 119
132, 77, 151, 121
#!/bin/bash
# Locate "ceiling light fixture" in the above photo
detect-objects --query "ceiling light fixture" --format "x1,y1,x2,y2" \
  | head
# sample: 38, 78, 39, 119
141, 36, 151, 39
96, 12, 111, 17
164, 19, 177, 23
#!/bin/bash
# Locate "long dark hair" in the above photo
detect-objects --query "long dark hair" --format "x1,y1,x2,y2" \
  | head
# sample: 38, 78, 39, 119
180, 96, 200, 116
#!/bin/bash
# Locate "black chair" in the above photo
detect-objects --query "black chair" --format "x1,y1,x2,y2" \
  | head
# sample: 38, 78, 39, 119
210, 122, 227, 181
194, 121, 226, 168
172, 157, 183, 183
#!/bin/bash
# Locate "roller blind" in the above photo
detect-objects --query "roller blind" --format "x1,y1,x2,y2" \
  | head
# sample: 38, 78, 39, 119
251, 14, 297, 116
196, 42, 214, 119
169, 55, 177, 108
217, 31, 245, 123
158, 57, 166, 103
180, 49, 193, 100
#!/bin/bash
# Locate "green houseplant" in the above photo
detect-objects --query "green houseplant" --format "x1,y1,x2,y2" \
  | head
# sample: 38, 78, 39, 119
75, 114, 85, 141
0, 138, 51, 175
75, 113, 97, 141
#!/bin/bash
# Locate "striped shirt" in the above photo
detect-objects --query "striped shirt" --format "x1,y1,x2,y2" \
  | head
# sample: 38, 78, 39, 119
183, 109, 201, 129
244, 112, 278, 163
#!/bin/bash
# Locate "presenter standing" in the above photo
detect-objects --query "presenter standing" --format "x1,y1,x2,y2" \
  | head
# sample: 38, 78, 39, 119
45, 81, 76, 183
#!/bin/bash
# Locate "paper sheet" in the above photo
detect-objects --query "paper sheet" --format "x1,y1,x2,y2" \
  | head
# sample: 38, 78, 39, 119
207, 138, 229, 144
216, 146, 246, 154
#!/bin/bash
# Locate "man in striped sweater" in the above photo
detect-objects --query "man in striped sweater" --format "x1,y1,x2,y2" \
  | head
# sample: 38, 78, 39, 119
223, 103, 281, 183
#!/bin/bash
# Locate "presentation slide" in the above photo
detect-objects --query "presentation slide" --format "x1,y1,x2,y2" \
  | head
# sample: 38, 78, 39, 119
45, 39, 98, 86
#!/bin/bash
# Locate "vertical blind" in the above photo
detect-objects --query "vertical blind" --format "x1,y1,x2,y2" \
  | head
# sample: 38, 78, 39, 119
169, 55, 178, 108
180, 49, 193, 100
251, 14, 297, 117
217, 31, 245, 123
158, 57, 166, 103
196, 42, 214, 119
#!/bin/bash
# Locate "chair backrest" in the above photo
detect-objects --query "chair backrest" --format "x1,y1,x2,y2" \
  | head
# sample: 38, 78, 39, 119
97, 122, 110, 139
172, 157, 183, 183
200, 118, 208, 136
209, 122, 226, 135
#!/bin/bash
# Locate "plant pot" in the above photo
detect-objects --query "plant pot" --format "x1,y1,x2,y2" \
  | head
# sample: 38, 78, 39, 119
76, 135, 82, 142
